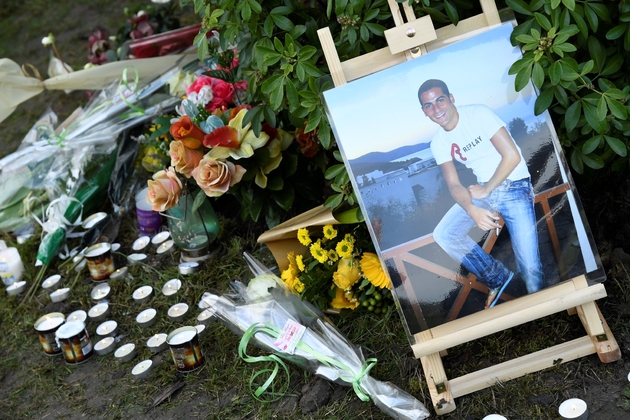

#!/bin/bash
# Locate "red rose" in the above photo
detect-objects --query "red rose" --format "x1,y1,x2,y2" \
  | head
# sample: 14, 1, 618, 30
207, 78, 235, 112
295, 126, 319, 158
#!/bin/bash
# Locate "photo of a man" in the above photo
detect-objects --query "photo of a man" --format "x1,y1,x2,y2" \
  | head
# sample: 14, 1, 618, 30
322, 23, 603, 335
419, 79, 543, 308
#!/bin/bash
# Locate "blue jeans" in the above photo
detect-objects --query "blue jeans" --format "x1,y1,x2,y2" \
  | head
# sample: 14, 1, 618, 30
433, 178, 543, 293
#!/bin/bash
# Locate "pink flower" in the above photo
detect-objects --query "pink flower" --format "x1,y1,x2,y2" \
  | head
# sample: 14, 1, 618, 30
186, 76, 235, 112
192, 157, 246, 197
87, 29, 111, 65
147, 167, 182, 211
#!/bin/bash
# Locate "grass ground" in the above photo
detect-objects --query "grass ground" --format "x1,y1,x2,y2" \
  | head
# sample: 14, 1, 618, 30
2, 1, 630, 419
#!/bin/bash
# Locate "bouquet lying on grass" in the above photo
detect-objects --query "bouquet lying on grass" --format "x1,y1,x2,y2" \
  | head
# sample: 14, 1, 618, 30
141, 51, 323, 226
281, 223, 393, 312
198, 253, 430, 420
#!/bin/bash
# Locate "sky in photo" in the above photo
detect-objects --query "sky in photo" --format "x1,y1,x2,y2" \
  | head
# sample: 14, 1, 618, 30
323, 23, 540, 160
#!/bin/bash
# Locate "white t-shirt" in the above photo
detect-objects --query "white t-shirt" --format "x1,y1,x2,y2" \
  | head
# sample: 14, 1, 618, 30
430, 104, 530, 183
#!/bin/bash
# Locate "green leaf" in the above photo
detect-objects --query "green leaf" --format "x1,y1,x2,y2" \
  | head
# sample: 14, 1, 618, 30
565, 100, 581, 132
580, 60, 594, 75
584, 4, 598, 32
242, 105, 264, 127
325, 163, 346, 180
596, 95, 607, 120
248, 0, 261, 13
324, 193, 344, 209
554, 85, 569, 107
263, 16, 274, 38
319, 116, 332, 150
583, 102, 606, 134
581, 152, 605, 169
551, 0, 561, 8
273, 187, 294, 211
570, 149, 584, 174
304, 113, 322, 132
364, 22, 385, 36
360, 24, 369, 41
298, 45, 317, 61
347, 28, 357, 44
606, 24, 628, 40
263, 105, 277, 128
270, 5, 292, 15
605, 97, 628, 119
515, 65, 532, 91
261, 74, 283, 94
534, 12, 551, 31
589, 3, 609, 21
605, 136, 627, 157
534, 88, 554, 115
192, 189, 207, 215
587, 37, 604, 69
269, 80, 285, 111
569, 9, 588, 38
532, 62, 545, 89
582, 135, 602, 154
506, 0, 533, 16
266, 174, 284, 191
271, 14, 294, 31
285, 78, 299, 110
444, 0, 459, 24
602, 54, 623, 76
549, 61, 562, 85
561, 0, 575, 10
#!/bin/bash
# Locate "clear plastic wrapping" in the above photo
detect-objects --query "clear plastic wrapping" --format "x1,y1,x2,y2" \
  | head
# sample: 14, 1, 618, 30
199, 253, 430, 420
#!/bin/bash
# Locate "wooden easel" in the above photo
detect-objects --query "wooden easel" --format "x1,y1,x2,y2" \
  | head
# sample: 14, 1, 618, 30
316, 0, 621, 414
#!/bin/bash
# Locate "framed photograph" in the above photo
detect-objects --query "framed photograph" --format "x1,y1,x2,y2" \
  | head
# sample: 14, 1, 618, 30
323, 22, 604, 337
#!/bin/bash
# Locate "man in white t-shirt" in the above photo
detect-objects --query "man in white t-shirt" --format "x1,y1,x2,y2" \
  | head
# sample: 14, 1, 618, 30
418, 79, 543, 308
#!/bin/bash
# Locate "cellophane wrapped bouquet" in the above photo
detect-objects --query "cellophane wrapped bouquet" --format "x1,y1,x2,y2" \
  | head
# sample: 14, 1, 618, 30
198, 253, 430, 420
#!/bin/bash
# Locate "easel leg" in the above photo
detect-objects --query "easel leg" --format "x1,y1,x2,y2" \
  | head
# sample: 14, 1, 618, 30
576, 301, 621, 363
418, 330, 456, 414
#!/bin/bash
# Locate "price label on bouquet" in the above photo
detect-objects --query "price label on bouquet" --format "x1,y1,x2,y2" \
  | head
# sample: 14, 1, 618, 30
273, 320, 306, 355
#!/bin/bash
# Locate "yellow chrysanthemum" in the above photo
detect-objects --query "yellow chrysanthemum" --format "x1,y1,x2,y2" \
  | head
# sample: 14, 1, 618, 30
328, 249, 339, 262
281, 251, 300, 288
323, 224, 337, 240
344, 234, 355, 244
297, 228, 312, 246
332, 258, 361, 290
296, 255, 305, 272
293, 278, 305, 294
360, 252, 391, 289
330, 286, 360, 310
335, 239, 354, 259
310, 241, 328, 264
281, 268, 295, 289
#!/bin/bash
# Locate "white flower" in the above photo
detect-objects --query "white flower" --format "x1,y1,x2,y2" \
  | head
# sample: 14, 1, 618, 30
187, 85, 213, 107
166, 71, 196, 97
83, 63, 96, 69
41, 33, 55, 46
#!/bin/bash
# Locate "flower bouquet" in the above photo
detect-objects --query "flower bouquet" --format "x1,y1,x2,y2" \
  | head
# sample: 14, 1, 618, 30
141, 50, 325, 227
279, 223, 394, 313
198, 253, 430, 420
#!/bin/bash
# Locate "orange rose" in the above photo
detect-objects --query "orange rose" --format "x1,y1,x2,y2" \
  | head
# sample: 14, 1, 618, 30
169, 140, 203, 178
146, 167, 182, 211
192, 157, 246, 197
169, 116, 204, 149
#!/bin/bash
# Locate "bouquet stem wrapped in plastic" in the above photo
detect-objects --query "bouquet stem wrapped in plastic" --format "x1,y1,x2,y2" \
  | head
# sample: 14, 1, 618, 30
199, 253, 430, 420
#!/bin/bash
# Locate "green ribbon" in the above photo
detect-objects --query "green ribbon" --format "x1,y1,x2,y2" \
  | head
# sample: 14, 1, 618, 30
238, 321, 377, 403
116, 67, 145, 120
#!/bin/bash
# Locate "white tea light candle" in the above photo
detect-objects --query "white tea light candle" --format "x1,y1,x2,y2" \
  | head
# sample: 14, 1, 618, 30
109, 267, 129, 281
94, 336, 116, 356
156, 240, 174, 255
162, 279, 181, 296
167, 303, 189, 321
67, 310, 87, 324
0, 246, 25, 286
132, 359, 154, 380
82, 212, 107, 229
96, 320, 118, 337
132, 236, 150, 252
151, 231, 170, 245
127, 253, 147, 265
147, 333, 168, 353
6, 280, 26, 296
482, 416, 507, 420
114, 343, 137, 363
136, 308, 157, 328
111, 243, 121, 252
90, 282, 111, 301
197, 308, 216, 325
133, 285, 153, 304
559, 398, 588, 420
49, 287, 70, 303
88, 303, 110, 323
42, 274, 62, 291
178, 262, 199, 275
194, 324, 206, 337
